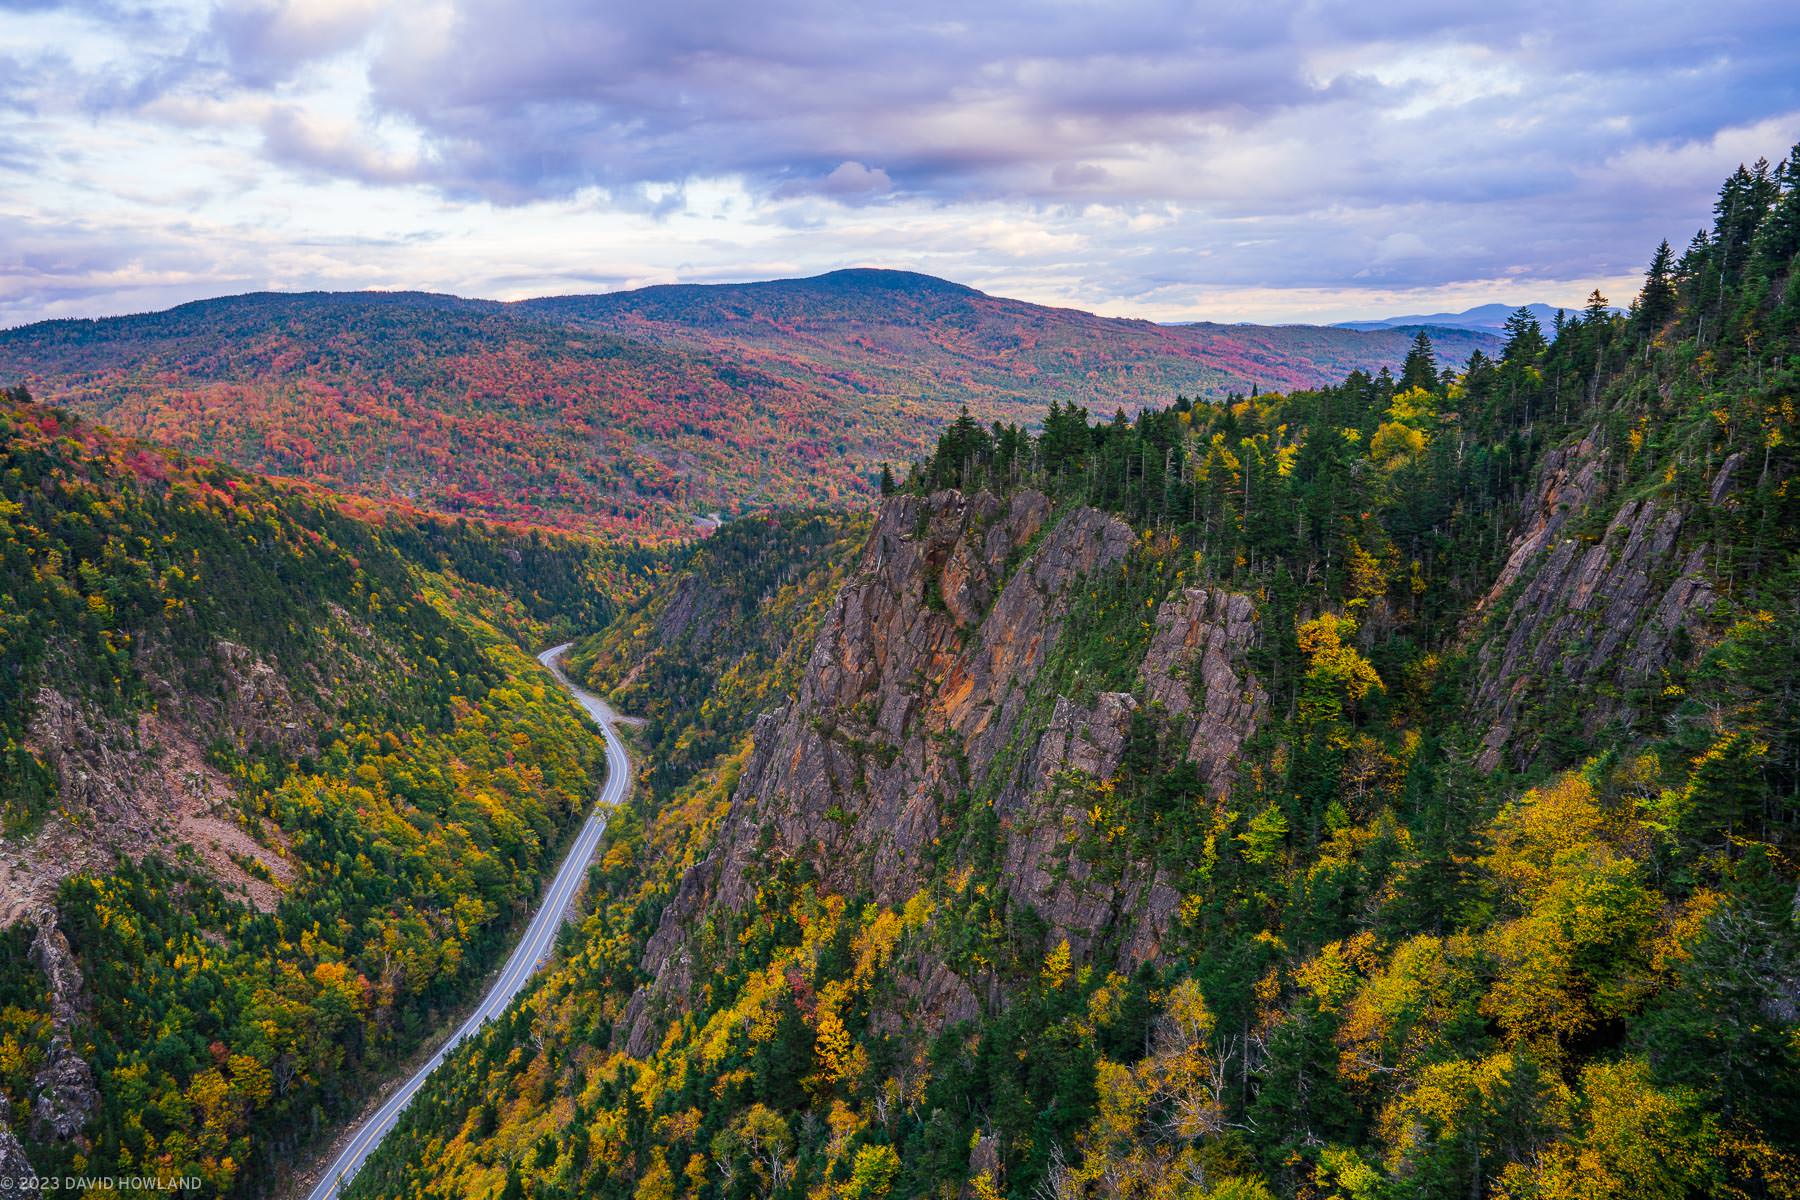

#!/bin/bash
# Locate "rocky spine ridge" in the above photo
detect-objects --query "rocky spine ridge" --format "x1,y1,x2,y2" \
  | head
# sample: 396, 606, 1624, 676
622, 490, 1265, 1052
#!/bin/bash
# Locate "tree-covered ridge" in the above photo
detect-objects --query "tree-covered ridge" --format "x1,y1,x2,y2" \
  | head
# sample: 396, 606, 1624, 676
0, 394, 626, 1194
910, 143, 1799, 777
337, 146, 1799, 1200
565, 508, 872, 791
0, 391, 458, 825
1, 274, 1498, 538
0, 391, 642, 826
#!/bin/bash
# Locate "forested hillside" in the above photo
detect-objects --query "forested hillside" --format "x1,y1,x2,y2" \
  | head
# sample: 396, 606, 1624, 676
344, 148, 1800, 1200
0, 273, 1497, 537
0, 393, 650, 1194
565, 508, 871, 794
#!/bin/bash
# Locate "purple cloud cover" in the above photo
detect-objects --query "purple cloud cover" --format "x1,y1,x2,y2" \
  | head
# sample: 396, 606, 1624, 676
1, 0, 1797, 325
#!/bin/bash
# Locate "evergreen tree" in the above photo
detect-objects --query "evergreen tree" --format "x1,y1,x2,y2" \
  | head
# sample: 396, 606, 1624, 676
1711, 161, 1778, 288
1500, 308, 1546, 365
1677, 229, 1711, 282
1637, 239, 1678, 331
1583, 288, 1612, 325
1400, 330, 1439, 393
1752, 142, 1800, 272
1640, 876, 1800, 1136
1040, 399, 1091, 476
928, 406, 992, 490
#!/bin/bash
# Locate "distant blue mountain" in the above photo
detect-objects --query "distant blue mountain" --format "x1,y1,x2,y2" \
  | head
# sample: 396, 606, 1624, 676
1334, 302, 1578, 333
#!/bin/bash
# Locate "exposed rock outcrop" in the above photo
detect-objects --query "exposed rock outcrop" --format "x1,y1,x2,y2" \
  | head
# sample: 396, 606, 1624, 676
208, 639, 313, 755
27, 918, 98, 1143
992, 691, 1177, 965
876, 948, 981, 1035
1139, 587, 1266, 796
1471, 431, 1716, 770
958, 584, 1261, 969
4, 634, 313, 926
0, 1095, 37, 1191
24, 688, 145, 833
7, 689, 295, 923
624, 491, 1264, 1051
695, 489, 1111, 916
1483, 431, 1608, 602
1709, 449, 1747, 505
30, 1037, 98, 1143
30, 918, 88, 1030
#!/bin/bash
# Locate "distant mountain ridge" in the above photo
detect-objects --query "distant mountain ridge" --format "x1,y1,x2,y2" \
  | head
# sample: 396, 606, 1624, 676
1, 269, 1501, 535
1334, 300, 1588, 332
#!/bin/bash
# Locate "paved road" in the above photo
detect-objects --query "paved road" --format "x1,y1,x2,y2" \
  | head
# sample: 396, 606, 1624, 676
304, 643, 629, 1200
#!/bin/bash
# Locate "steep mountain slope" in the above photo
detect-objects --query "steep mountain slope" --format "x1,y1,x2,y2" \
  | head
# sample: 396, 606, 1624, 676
343, 147, 1799, 1200
1, 273, 1497, 537
0, 392, 648, 1194
564, 508, 871, 795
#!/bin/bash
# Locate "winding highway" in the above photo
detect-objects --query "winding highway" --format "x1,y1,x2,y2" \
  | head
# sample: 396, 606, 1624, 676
303, 643, 630, 1200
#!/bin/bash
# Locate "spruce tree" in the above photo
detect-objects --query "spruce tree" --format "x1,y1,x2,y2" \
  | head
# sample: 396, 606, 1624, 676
1501, 307, 1546, 365
1751, 142, 1800, 271
1638, 239, 1678, 331
1678, 229, 1710, 278
1712, 162, 1776, 286
1400, 330, 1439, 392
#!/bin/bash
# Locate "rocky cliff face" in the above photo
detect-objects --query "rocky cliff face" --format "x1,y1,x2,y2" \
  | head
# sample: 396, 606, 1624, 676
1469, 430, 1721, 770
0, 641, 306, 1154
986, 584, 1267, 974
26, 921, 98, 1143
1141, 587, 1268, 796
624, 490, 1265, 1051
7, 654, 300, 927
0, 1095, 34, 1190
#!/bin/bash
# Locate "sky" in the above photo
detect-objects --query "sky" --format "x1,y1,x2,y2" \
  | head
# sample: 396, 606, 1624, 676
3, 1, 1798, 329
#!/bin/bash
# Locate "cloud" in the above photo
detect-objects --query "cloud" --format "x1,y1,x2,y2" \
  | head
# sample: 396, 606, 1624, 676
1052, 163, 1110, 189
343, 0, 1342, 202
2, 0, 1799, 325
209, 0, 384, 85
819, 161, 892, 195
259, 105, 420, 183
0, 211, 246, 326
778, 160, 893, 201
318, 0, 1800, 213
